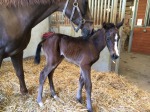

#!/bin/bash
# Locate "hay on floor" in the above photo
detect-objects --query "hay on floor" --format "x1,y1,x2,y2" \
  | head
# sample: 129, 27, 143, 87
0, 56, 150, 112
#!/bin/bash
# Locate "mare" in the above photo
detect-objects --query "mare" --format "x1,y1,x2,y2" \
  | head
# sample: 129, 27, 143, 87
34, 19, 124, 112
0, 0, 93, 95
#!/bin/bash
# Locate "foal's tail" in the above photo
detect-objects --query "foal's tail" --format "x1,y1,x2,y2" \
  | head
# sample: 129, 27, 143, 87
34, 39, 46, 64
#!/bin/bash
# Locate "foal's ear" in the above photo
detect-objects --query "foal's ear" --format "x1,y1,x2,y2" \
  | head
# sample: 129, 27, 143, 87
116, 19, 124, 29
85, 0, 88, 3
102, 22, 107, 29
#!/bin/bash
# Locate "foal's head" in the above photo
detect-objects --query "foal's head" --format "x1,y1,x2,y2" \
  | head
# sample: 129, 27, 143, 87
103, 19, 124, 60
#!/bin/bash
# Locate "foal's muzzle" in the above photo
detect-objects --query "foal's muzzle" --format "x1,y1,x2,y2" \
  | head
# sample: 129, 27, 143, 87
111, 53, 119, 60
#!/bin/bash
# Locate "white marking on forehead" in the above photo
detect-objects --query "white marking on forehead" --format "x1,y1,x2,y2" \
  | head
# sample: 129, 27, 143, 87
114, 33, 119, 56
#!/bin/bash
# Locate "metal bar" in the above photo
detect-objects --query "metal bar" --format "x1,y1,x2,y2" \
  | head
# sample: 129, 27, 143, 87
91, 0, 94, 17
119, 0, 123, 21
89, 0, 91, 10
115, 0, 127, 73
113, 0, 118, 23
94, 0, 98, 25
110, 0, 114, 22
148, 8, 150, 25
103, 0, 107, 21
128, 0, 139, 52
100, 0, 104, 24
144, 0, 150, 27
97, 0, 101, 25
106, 0, 110, 22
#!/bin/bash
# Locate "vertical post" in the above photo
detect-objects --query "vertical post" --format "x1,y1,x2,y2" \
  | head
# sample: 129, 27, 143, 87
115, 0, 127, 73
106, 0, 110, 22
100, 0, 104, 24
91, 0, 94, 17
119, 0, 123, 20
110, 0, 114, 23
94, 0, 98, 25
97, 0, 101, 25
144, 0, 150, 27
128, 0, 139, 52
103, 0, 107, 21
113, 0, 118, 23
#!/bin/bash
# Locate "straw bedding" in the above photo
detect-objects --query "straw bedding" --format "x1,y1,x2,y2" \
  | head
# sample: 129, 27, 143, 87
0, 56, 150, 112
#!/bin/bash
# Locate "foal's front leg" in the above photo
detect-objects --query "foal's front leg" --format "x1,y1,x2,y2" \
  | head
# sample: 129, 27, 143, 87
47, 69, 57, 98
81, 65, 93, 112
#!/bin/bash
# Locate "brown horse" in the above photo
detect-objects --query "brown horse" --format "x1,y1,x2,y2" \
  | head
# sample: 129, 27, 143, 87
0, 0, 93, 95
34, 19, 124, 112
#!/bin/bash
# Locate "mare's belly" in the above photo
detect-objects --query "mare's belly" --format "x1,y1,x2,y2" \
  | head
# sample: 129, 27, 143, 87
0, 37, 30, 58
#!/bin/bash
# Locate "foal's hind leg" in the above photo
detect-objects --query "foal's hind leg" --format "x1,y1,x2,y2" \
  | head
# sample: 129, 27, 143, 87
76, 72, 84, 103
37, 65, 55, 107
11, 52, 28, 95
47, 69, 57, 98
47, 57, 63, 101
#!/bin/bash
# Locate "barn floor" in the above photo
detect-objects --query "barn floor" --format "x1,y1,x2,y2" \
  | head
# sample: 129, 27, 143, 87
119, 51, 150, 93
0, 56, 150, 112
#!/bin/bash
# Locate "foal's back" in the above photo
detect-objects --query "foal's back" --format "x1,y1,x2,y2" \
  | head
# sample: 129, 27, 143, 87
43, 34, 99, 66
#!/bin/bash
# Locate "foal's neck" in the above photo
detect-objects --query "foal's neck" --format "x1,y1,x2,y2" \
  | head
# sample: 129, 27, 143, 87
91, 28, 106, 53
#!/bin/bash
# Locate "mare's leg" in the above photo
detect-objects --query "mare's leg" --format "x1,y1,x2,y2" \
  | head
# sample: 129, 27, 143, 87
76, 72, 84, 103
11, 52, 28, 95
0, 56, 2, 68
80, 65, 93, 112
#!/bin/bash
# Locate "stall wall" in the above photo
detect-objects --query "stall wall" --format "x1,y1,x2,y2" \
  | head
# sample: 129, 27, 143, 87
132, 0, 150, 54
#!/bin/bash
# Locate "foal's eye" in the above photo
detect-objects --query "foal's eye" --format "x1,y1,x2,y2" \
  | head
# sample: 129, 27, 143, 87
106, 38, 110, 41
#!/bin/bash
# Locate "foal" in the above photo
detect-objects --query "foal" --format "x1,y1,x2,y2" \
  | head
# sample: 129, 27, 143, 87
35, 20, 124, 112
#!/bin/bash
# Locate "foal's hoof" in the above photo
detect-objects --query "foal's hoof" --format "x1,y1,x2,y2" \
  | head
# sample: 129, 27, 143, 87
76, 98, 82, 104
38, 102, 44, 107
53, 95, 65, 104
88, 109, 93, 112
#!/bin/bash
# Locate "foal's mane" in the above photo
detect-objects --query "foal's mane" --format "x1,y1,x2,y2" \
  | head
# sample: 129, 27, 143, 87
0, 0, 61, 7
102, 22, 115, 30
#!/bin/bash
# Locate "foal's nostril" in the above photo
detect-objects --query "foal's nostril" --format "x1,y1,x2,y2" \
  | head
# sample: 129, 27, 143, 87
112, 54, 119, 60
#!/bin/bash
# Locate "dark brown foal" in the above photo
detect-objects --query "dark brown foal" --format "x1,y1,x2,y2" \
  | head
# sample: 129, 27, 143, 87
35, 20, 124, 112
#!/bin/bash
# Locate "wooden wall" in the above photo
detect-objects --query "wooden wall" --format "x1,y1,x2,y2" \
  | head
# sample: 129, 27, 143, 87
132, 28, 150, 55
132, 0, 150, 55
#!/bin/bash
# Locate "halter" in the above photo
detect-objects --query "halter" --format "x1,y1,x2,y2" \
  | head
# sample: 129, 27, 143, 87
63, 0, 92, 32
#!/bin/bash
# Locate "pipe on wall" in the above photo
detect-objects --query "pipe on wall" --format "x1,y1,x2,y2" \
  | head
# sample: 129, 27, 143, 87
128, 0, 139, 52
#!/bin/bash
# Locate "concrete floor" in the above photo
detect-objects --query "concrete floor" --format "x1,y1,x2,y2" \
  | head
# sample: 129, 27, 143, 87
119, 51, 150, 93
